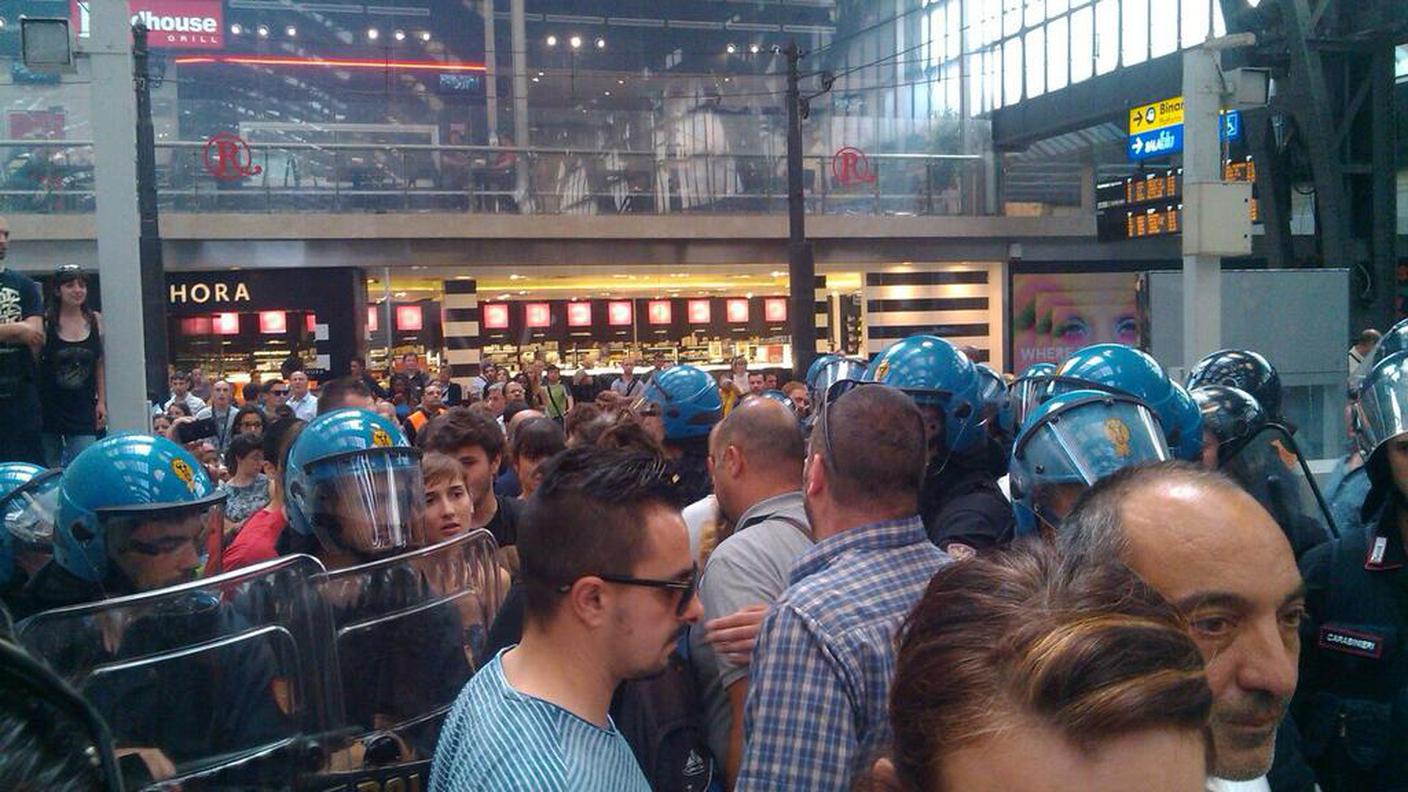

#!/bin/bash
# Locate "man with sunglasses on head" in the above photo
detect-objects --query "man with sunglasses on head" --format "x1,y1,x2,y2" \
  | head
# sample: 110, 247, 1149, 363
736, 384, 950, 792
431, 446, 703, 792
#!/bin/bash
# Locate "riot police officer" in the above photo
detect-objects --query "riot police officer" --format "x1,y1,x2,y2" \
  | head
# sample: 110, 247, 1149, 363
974, 362, 1015, 475
1294, 350, 1408, 791
0, 462, 59, 615
1192, 384, 1335, 558
1048, 343, 1205, 462
635, 364, 723, 505
22, 434, 226, 616
865, 335, 1013, 554
1010, 389, 1169, 539
283, 408, 472, 760
1010, 361, 1056, 429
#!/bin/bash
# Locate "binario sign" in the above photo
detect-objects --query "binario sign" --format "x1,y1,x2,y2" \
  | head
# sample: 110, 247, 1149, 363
71, 0, 224, 50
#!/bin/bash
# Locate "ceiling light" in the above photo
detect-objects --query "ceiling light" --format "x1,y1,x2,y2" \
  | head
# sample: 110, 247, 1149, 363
256, 24, 269, 37
749, 43, 761, 54
595, 37, 606, 49
367, 28, 379, 40
546, 34, 557, 47
532, 76, 539, 82
726, 43, 737, 54
537, 71, 544, 77
420, 31, 431, 42
617, 78, 624, 84
285, 26, 297, 37
569, 35, 582, 49
604, 90, 611, 96
394, 30, 406, 41
230, 23, 242, 35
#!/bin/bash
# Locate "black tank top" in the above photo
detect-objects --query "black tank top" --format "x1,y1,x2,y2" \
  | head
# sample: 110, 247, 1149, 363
40, 320, 102, 434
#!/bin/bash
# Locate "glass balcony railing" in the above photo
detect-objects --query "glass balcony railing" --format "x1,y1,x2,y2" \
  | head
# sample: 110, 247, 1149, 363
0, 139, 986, 217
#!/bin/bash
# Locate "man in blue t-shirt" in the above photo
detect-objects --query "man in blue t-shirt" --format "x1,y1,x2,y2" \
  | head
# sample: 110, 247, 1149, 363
431, 446, 703, 792
0, 217, 45, 464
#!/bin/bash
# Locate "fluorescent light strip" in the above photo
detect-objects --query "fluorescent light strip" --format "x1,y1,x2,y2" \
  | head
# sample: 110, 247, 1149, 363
174, 54, 486, 71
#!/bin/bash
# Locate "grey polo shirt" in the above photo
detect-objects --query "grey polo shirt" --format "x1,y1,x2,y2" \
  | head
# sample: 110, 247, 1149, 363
688, 490, 813, 765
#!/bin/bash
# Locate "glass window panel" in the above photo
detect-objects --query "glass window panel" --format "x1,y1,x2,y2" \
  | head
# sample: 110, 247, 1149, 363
1123, 0, 1150, 66
1151, 0, 1179, 57
1026, 27, 1046, 97
945, 62, 961, 114
1047, 16, 1068, 91
1181, 0, 1211, 48
1026, 0, 1046, 28
948, 2, 962, 56
1048, 0, 1070, 17
1004, 37, 1024, 105
926, 7, 942, 67
1095, 0, 1120, 74
1071, 5, 1094, 83
1212, 2, 1227, 36
1004, 0, 1024, 37
974, 1, 1001, 49
1071, 0, 1092, 6
985, 49, 1000, 111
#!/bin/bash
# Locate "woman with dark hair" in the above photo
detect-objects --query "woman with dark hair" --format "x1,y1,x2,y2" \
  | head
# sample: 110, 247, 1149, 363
38, 266, 105, 466
231, 405, 267, 439
217, 432, 270, 529
876, 544, 1213, 792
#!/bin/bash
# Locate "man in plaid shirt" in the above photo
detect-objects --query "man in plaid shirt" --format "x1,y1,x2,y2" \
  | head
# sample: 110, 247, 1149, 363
736, 384, 951, 791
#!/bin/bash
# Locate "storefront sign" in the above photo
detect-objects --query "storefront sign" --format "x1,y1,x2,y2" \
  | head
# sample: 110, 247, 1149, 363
832, 147, 876, 187
688, 299, 711, 324
764, 297, 788, 323
204, 132, 263, 182
726, 298, 750, 323
73, 0, 225, 50
481, 303, 510, 330
169, 280, 251, 305
524, 303, 551, 329
567, 302, 592, 327
608, 301, 633, 327
647, 301, 673, 325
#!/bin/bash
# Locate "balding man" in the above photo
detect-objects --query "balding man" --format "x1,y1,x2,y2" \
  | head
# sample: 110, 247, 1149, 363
689, 397, 813, 786
1061, 461, 1312, 792
738, 385, 949, 791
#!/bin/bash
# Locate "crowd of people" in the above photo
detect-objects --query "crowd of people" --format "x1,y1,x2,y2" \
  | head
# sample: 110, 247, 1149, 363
0, 254, 1405, 791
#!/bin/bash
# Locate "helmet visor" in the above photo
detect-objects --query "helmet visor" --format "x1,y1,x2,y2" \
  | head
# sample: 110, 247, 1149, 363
1017, 398, 1169, 487
1011, 374, 1052, 429
102, 499, 225, 589
1356, 361, 1408, 460
305, 449, 425, 557
1221, 425, 1336, 546
3, 471, 60, 547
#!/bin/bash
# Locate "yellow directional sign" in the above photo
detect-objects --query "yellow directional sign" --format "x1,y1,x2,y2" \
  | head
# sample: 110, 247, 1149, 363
1129, 96, 1185, 134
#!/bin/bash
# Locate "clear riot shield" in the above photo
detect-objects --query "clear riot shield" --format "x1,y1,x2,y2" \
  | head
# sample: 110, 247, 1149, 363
14, 554, 339, 791
310, 529, 504, 774
1221, 425, 1338, 557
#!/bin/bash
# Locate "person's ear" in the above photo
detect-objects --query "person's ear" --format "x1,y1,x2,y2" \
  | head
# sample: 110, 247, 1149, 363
805, 452, 826, 498
723, 444, 744, 478
568, 576, 609, 628
867, 757, 904, 791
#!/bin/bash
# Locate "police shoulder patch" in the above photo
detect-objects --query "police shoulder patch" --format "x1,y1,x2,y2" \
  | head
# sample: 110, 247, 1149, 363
1317, 625, 1385, 660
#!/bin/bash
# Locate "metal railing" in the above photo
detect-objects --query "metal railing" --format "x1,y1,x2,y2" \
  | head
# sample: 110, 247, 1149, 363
0, 139, 987, 216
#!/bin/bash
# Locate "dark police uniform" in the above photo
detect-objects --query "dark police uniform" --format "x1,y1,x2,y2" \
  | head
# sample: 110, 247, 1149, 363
1294, 501, 1408, 791
919, 445, 1013, 555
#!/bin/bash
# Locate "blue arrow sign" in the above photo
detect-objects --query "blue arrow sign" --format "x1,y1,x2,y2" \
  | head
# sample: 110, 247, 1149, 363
1128, 125, 1183, 161
1220, 110, 1242, 141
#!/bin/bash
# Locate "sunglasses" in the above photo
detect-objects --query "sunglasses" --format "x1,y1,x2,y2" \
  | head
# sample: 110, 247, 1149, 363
558, 562, 699, 617
270, 389, 289, 396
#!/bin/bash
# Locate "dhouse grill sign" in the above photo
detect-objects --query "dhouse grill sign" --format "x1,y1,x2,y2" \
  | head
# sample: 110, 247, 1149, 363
72, 0, 225, 50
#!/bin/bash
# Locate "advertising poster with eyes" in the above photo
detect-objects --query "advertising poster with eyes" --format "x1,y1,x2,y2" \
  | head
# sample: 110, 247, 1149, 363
1011, 272, 1141, 369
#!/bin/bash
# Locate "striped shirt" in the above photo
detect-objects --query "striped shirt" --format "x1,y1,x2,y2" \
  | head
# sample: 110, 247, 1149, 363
736, 515, 949, 792
430, 649, 650, 792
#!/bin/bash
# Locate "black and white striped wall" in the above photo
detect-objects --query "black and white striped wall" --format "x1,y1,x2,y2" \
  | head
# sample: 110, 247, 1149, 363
862, 264, 1006, 372
441, 279, 482, 388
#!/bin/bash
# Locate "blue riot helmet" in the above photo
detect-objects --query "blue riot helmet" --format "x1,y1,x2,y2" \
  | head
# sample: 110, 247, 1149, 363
864, 335, 984, 458
0, 463, 61, 588
1187, 349, 1283, 421
284, 408, 425, 561
54, 435, 225, 588
809, 357, 868, 407
751, 389, 799, 417
1164, 383, 1206, 462
1009, 390, 1169, 538
1191, 385, 1267, 467
1010, 362, 1057, 430
635, 364, 723, 441
1046, 344, 1190, 454
805, 354, 841, 391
